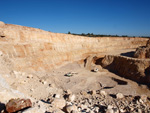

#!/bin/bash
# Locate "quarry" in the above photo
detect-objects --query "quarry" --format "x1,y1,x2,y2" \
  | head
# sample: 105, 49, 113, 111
0, 21, 150, 113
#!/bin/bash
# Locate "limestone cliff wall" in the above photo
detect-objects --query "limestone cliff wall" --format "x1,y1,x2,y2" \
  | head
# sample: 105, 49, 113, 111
0, 23, 148, 72
100, 55, 150, 84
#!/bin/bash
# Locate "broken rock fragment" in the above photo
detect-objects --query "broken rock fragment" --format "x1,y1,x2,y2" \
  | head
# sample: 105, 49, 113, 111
6, 98, 32, 113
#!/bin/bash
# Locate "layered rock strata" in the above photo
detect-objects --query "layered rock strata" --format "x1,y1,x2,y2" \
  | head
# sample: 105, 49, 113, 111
0, 22, 148, 72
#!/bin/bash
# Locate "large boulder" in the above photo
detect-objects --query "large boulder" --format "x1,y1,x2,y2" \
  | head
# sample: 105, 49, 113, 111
134, 39, 150, 59
6, 98, 32, 112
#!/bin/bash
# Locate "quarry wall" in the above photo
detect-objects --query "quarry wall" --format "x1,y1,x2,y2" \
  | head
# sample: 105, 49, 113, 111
100, 55, 150, 84
0, 23, 148, 72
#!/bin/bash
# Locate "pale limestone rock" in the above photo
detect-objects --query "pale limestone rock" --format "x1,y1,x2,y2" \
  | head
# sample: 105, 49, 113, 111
140, 94, 147, 102
116, 93, 124, 99
52, 98, 66, 109
66, 105, 77, 113
91, 90, 96, 95
100, 90, 107, 97
66, 89, 72, 95
0, 51, 3, 56
52, 109, 65, 113
23, 108, 46, 113
68, 94, 76, 102
106, 109, 114, 113
54, 94, 60, 99
107, 105, 113, 109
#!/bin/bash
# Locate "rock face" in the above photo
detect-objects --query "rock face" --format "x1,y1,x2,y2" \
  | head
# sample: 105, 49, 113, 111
6, 98, 32, 112
0, 23, 148, 72
146, 39, 150, 47
100, 55, 150, 84
134, 39, 150, 59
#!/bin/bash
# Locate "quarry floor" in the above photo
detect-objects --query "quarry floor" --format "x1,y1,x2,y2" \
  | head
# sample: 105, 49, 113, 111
49, 62, 150, 96
10, 48, 150, 100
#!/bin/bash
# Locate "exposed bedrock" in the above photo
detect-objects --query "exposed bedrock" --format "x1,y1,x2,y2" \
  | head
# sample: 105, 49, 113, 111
97, 55, 150, 84
134, 39, 150, 59
0, 22, 149, 72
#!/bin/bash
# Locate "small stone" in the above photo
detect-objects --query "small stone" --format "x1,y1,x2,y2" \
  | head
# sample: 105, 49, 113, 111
89, 111, 94, 113
140, 94, 147, 102
100, 90, 107, 97
66, 102, 72, 106
138, 109, 142, 113
27, 74, 33, 78
71, 110, 78, 113
139, 99, 144, 104
51, 98, 66, 109
66, 89, 72, 95
80, 91, 87, 96
81, 104, 87, 110
68, 94, 76, 102
39, 79, 47, 84
94, 107, 99, 112
66, 105, 77, 113
107, 105, 113, 109
52, 109, 65, 113
120, 109, 126, 112
106, 108, 114, 113
93, 68, 99, 72
0, 51, 3, 56
54, 94, 61, 99
30, 89, 34, 92
116, 93, 124, 99
6, 98, 32, 113
91, 90, 96, 95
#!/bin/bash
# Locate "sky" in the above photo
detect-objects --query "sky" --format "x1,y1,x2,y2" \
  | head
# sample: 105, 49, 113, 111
0, 0, 150, 36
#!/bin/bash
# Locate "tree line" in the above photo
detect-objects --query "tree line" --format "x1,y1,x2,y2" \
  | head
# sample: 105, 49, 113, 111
67, 31, 150, 38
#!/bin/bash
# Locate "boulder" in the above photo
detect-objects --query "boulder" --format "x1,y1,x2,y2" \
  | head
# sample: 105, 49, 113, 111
134, 39, 150, 59
68, 94, 76, 102
6, 98, 32, 112
91, 90, 96, 95
51, 98, 66, 109
116, 93, 124, 99
66, 105, 77, 113
134, 47, 147, 58
100, 90, 107, 97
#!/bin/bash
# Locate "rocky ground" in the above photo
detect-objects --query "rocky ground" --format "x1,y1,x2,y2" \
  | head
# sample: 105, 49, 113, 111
0, 61, 150, 113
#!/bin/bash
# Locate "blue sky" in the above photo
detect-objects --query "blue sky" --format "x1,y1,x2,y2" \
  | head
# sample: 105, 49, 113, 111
0, 0, 150, 36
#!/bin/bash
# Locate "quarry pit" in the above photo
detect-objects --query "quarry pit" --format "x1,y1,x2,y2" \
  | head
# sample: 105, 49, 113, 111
0, 21, 150, 113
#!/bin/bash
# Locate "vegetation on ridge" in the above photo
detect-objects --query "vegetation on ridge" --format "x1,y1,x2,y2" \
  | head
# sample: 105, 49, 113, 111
67, 31, 150, 38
